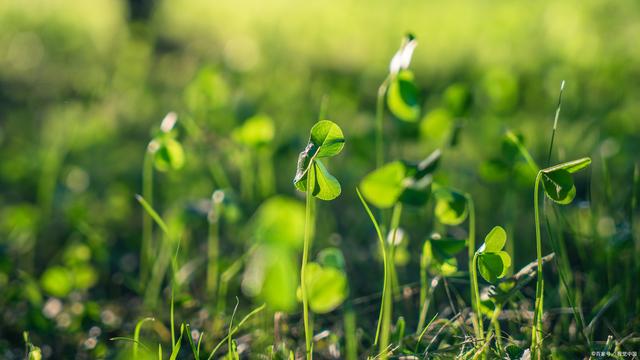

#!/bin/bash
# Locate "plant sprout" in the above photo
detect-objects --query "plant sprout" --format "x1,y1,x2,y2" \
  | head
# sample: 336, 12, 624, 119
530, 157, 590, 356
376, 33, 419, 167
141, 112, 184, 284
293, 120, 345, 359
471, 226, 512, 351
358, 149, 439, 358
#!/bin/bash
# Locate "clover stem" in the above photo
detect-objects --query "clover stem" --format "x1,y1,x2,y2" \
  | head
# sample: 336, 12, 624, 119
471, 252, 484, 343
141, 148, 154, 284
490, 303, 503, 352
465, 194, 481, 339
206, 192, 222, 299
531, 171, 544, 357
301, 172, 316, 360
416, 248, 429, 334
355, 189, 388, 349
375, 77, 390, 169
379, 202, 402, 359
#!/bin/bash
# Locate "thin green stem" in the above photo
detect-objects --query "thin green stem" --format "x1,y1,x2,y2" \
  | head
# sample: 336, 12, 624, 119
531, 171, 543, 356
301, 173, 316, 360
141, 149, 154, 284
471, 253, 484, 343
375, 77, 390, 168
207, 192, 222, 298
355, 189, 387, 347
466, 194, 480, 339
379, 203, 402, 359
490, 304, 503, 352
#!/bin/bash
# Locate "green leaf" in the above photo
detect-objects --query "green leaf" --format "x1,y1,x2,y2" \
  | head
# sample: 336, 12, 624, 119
398, 176, 432, 206
420, 108, 453, 145
542, 157, 591, 174
40, 266, 73, 297
433, 187, 468, 225
430, 237, 466, 259
311, 160, 341, 200
252, 196, 306, 249
310, 120, 345, 158
293, 120, 344, 195
359, 161, 406, 208
496, 251, 512, 278
405, 149, 441, 180
295, 160, 341, 201
438, 257, 458, 276
154, 138, 185, 172
483, 226, 507, 252
232, 115, 275, 147
301, 262, 348, 314
422, 236, 463, 276
387, 70, 420, 122
317, 247, 346, 271
478, 253, 505, 283
541, 169, 576, 204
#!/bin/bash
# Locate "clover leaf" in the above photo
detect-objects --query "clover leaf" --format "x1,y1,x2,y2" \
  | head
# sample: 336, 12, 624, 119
293, 120, 345, 201
540, 157, 591, 205
476, 226, 511, 283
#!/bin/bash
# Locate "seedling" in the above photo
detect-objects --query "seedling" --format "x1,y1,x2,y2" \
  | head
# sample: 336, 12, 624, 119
358, 149, 439, 357
375, 33, 419, 167
293, 120, 345, 359
531, 157, 590, 356
141, 112, 185, 284
471, 226, 511, 352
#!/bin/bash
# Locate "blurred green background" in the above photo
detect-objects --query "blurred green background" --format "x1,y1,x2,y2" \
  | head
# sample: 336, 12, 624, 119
1, 0, 639, 358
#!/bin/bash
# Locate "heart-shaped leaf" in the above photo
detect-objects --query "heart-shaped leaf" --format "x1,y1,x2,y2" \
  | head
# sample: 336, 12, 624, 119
301, 262, 348, 314
296, 160, 341, 201
359, 161, 406, 208
484, 226, 507, 252
387, 70, 420, 122
310, 120, 345, 158
433, 187, 468, 225
478, 253, 505, 283
541, 169, 576, 205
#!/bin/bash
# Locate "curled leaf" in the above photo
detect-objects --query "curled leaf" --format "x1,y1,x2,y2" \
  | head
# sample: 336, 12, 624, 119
541, 169, 576, 204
